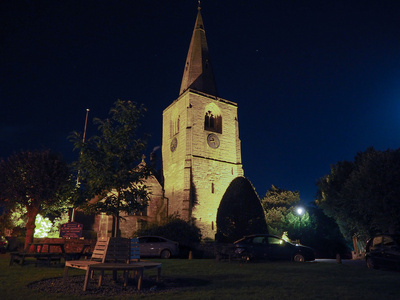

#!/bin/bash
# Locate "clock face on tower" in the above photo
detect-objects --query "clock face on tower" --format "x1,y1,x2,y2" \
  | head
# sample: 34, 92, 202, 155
207, 133, 220, 149
170, 137, 177, 152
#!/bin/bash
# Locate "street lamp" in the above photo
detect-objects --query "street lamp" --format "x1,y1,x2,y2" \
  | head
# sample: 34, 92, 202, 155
296, 207, 305, 216
296, 206, 305, 228
295, 206, 306, 245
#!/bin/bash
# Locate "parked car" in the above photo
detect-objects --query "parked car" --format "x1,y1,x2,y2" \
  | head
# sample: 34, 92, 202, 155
138, 236, 179, 259
0, 236, 8, 254
233, 234, 315, 262
365, 234, 400, 270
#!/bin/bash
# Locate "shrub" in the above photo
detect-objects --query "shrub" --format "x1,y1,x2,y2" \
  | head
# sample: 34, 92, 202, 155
216, 177, 268, 243
135, 218, 201, 248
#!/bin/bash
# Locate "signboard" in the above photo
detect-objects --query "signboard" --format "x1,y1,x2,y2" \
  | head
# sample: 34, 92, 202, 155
59, 222, 83, 238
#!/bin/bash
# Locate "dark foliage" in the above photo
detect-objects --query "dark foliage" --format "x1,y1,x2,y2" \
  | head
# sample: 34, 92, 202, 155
300, 205, 351, 258
135, 218, 202, 248
317, 147, 400, 241
216, 177, 268, 243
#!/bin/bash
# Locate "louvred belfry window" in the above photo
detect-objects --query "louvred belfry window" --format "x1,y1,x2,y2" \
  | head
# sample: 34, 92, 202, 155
204, 111, 222, 133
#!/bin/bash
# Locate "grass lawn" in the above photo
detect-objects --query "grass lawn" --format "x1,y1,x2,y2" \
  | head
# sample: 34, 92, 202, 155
1, 253, 399, 300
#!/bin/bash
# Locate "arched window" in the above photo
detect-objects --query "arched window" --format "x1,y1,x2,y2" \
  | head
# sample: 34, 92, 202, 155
170, 115, 180, 137
204, 111, 222, 133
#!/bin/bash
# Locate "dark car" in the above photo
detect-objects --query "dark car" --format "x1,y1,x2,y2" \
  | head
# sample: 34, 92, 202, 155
234, 234, 315, 262
138, 236, 179, 259
365, 234, 400, 270
0, 236, 7, 254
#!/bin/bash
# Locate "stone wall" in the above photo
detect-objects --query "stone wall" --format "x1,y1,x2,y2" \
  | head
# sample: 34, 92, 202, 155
162, 89, 244, 239
92, 169, 166, 239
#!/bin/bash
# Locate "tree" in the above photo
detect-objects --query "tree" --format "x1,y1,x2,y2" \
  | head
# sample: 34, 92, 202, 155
216, 177, 268, 243
262, 186, 350, 257
304, 205, 350, 258
70, 100, 151, 237
0, 150, 72, 249
316, 147, 400, 242
261, 185, 307, 238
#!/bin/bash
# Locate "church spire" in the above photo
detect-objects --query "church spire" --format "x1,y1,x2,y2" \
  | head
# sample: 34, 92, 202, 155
179, 4, 218, 96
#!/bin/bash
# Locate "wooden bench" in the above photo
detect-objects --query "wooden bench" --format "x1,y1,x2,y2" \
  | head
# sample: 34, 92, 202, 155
63, 237, 114, 278
130, 237, 140, 261
63, 237, 161, 291
86, 261, 162, 291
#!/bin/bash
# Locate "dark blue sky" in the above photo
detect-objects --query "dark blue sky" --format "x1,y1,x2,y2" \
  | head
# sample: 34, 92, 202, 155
2, 1, 400, 203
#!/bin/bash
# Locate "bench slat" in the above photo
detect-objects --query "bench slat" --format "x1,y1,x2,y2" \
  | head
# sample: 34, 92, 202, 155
64, 237, 145, 291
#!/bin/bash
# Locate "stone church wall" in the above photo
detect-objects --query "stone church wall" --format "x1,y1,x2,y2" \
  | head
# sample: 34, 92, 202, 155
191, 157, 242, 239
93, 171, 166, 238
162, 90, 244, 240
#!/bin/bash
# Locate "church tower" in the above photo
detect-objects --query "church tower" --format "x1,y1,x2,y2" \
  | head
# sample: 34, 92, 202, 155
162, 4, 244, 239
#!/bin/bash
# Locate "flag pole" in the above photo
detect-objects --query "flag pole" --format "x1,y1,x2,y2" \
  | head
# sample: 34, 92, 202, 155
82, 108, 90, 143
72, 108, 90, 222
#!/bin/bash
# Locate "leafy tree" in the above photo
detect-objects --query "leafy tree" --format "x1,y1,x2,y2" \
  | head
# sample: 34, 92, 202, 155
70, 100, 151, 237
305, 205, 351, 258
262, 186, 350, 257
216, 177, 268, 243
0, 203, 27, 238
261, 185, 308, 238
0, 150, 73, 248
316, 147, 400, 242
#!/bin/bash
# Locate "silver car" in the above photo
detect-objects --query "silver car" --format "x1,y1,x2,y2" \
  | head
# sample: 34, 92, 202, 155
138, 236, 179, 259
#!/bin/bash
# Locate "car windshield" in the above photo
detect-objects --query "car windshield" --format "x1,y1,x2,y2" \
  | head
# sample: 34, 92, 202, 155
235, 235, 300, 246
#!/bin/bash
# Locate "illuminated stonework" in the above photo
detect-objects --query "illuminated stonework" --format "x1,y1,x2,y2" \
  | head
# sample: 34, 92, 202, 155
163, 89, 243, 239
162, 6, 244, 239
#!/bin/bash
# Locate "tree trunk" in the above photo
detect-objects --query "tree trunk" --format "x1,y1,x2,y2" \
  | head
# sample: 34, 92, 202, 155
113, 196, 120, 237
25, 205, 39, 250
114, 212, 120, 237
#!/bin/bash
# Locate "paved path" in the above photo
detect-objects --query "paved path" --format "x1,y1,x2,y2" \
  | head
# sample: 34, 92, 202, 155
315, 258, 365, 267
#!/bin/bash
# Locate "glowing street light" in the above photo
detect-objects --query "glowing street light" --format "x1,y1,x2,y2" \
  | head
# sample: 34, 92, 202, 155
296, 207, 305, 216
296, 206, 305, 230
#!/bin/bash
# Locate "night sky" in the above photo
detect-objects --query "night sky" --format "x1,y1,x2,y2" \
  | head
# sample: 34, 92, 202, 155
2, 1, 400, 203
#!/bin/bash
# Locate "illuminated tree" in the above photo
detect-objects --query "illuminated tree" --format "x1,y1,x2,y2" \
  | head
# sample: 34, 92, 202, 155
0, 150, 73, 248
261, 185, 306, 237
262, 186, 349, 256
70, 100, 151, 237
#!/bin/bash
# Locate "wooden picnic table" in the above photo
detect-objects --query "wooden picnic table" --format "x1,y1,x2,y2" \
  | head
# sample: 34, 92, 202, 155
10, 242, 65, 266
10, 241, 92, 266
30, 242, 65, 253
29, 242, 65, 266
83, 261, 162, 291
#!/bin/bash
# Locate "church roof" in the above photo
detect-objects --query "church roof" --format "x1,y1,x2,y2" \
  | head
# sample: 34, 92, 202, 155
179, 4, 218, 97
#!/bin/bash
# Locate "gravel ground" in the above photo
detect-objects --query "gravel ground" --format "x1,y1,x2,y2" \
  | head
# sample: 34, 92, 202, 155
28, 274, 193, 297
